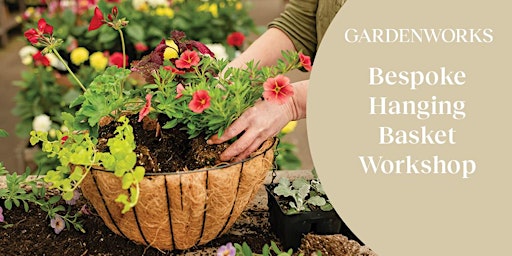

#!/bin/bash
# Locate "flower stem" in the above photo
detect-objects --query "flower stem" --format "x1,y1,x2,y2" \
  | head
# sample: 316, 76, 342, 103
52, 49, 87, 92
118, 28, 127, 97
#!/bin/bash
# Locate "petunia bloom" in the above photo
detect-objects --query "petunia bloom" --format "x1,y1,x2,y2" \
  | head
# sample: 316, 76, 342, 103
189, 90, 211, 113
175, 50, 200, 69
216, 242, 236, 256
135, 42, 148, 52
138, 94, 153, 122
0, 206, 4, 222
226, 32, 245, 47
50, 214, 65, 234
109, 52, 128, 68
299, 52, 312, 72
88, 7, 105, 31
163, 65, 185, 75
65, 190, 81, 205
175, 83, 185, 99
262, 75, 294, 105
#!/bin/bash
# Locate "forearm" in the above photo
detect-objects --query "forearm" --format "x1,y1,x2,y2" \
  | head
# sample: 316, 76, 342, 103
289, 80, 308, 120
227, 28, 296, 69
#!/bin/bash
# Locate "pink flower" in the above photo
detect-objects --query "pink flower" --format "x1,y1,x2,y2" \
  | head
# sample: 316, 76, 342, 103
80, 204, 92, 215
50, 214, 65, 234
262, 75, 294, 105
175, 83, 185, 99
135, 42, 148, 52
189, 90, 211, 113
175, 50, 200, 69
163, 65, 185, 75
24, 18, 53, 44
109, 52, 128, 68
226, 32, 245, 47
65, 190, 81, 205
138, 94, 153, 122
88, 7, 105, 31
299, 52, 312, 72
33, 51, 50, 66
217, 242, 236, 256
0, 206, 4, 222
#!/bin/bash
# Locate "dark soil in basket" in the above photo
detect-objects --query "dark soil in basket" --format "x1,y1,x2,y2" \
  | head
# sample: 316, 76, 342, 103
97, 114, 230, 173
0, 197, 277, 256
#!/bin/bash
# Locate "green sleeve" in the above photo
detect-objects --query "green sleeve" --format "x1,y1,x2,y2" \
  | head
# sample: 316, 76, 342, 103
268, 0, 318, 61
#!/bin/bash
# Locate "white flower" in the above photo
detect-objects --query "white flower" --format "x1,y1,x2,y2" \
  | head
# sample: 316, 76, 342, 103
205, 44, 228, 60
146, 0, 168, 8
18, 45, 38, 65
132, 0, 146, 10
46, 53, 67, 71
32, 114, 52, 132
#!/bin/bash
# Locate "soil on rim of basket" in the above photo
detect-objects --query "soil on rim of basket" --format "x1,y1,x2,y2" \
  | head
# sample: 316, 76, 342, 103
97, 114, 230, 173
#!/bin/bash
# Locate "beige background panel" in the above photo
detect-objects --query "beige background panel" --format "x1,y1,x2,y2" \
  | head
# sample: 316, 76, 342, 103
308, 0, 512, 255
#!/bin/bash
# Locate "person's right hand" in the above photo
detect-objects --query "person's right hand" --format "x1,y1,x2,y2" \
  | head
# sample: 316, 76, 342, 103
207, 98, 294, 162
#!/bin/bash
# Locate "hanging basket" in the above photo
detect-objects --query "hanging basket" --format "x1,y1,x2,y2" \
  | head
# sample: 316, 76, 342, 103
80, 138, 277, 251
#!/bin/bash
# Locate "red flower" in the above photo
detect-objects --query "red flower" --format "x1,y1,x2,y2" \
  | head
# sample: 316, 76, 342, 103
88, 7, 105, 31
138, 94, 153, 122
262, 75, 294, 105
33, 51, 50, 66
175, 50, 200, 69
189, 90, 211, 113
60, 135, 69, 145
24, 18, 53, 44
109, 52, 128, 68
299, 52, 312, 72
226, 32, 245, 47
163, 65, 185, 75
135, 42, 148, 52
175, 83, 185, 99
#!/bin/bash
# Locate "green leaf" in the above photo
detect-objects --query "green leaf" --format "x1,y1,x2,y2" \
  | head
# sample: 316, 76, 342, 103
307, 196, 326, 207
133, 166, 145, 183
242, 242, 252, 256
0, 129, 8, 137
4, 199, 12, 210
48, 195, 62, 205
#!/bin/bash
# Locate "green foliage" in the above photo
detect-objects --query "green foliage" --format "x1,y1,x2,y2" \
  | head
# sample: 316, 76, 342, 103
0, 129, 7, 137
232, 241, 304, 256
273, 177, 333, 214
0, 168, 85, 233
29, 116, 145, 214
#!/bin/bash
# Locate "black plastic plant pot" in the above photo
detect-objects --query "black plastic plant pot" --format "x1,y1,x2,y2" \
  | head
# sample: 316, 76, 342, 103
265, 184, 364, 251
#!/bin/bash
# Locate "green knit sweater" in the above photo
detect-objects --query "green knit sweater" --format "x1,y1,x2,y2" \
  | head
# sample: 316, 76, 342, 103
269, 0, 347, 63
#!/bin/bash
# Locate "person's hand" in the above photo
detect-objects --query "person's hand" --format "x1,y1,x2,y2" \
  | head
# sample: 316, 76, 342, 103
207, 99, 294, 162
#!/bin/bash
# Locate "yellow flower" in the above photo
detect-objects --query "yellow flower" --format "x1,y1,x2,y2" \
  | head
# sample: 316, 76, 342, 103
155, 7, 174, 18
281, 121, 298, 134
164, 40, 179, 60
70, 47, 89, 66
235, 2, 243, 10
196, 3, 208, 12
209, 3, 218, 17
89, 52, 108, 72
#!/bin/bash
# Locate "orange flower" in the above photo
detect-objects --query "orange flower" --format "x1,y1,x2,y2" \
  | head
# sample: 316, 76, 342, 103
138, 94, 153, 122
299, 52, 312, 72
262, 75, 294, 105
175, 50, 200, 69
189, 90, 211, 113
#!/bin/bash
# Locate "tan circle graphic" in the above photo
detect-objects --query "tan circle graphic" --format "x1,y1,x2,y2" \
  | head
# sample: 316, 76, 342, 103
308, 0, 512, 255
